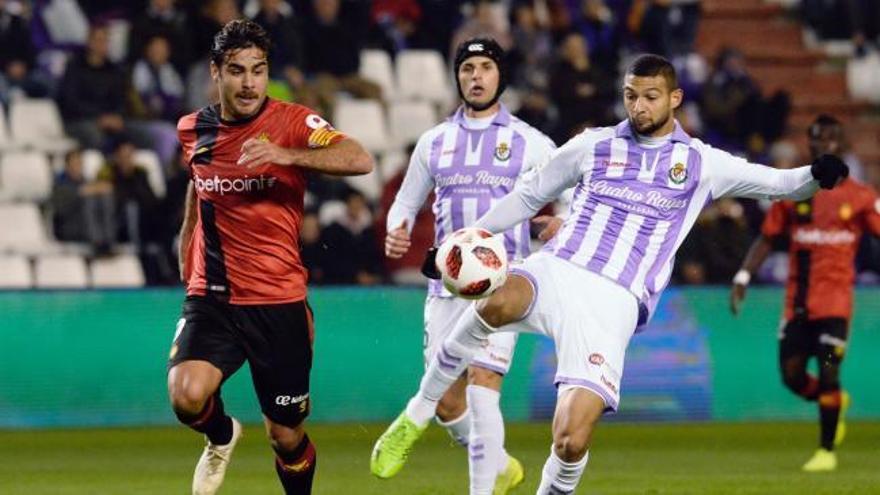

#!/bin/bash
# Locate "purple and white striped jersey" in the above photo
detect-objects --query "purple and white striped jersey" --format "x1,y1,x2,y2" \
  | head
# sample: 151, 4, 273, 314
476, 120, 818, 326
387, 104, 556, 297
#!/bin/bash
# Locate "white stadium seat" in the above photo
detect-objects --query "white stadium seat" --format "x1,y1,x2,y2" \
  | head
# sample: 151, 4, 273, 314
396, 50, 453, 105
0, 203, 52, 255
133, 148, 166, 198
9, 98, 77, 152
0, 151, 54, 202
360, 49, 397, 101
389, 101, 437, 147
81, 148, 105, 181
0, 255, 33, 288
90, 254, 145, 288
333, 99, 390, 155
34, 254, 89, 288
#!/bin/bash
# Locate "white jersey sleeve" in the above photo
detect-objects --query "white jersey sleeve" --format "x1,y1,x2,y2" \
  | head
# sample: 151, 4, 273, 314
701, 145, 818, 201
386, 133, 434, 234
476, 130, 589, 234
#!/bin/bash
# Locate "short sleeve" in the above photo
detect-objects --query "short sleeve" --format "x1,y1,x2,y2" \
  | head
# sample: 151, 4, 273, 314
288, 105, 347, 149
860, 186, 880, 236
761, 201, 789, 238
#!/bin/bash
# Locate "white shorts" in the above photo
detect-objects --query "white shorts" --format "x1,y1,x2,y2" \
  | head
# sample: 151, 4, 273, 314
424, 296, 518, 375
505, 252, 639, 412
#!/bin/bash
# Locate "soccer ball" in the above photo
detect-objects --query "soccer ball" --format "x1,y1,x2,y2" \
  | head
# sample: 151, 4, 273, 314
436, 227, 508, 299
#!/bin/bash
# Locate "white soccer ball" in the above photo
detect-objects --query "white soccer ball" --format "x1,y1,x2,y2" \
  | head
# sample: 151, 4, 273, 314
436, 227, 508, 299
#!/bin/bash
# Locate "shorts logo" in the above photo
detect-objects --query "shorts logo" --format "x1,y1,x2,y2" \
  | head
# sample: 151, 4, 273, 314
588, 353, 605, 366
276, 394, 310, 413
494, 142, 511, 161
600, 374, 618, 395
668, 162, 687, 184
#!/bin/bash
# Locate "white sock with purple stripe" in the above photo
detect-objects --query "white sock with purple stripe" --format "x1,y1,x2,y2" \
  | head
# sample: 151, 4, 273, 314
436, 409, 470, 447
467, 385, 506, 495
536, 448, 589, 494
405, 305, 493, 427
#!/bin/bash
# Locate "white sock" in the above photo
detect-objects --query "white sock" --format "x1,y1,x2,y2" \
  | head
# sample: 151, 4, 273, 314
436, 409, 470, 447
467, 385, 506, 495
405, 305, 493, 426
536, 448, 589, 494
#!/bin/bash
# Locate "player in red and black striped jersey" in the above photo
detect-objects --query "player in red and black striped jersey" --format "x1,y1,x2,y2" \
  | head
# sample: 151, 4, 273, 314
166, 20, 373, 495
731, 115, 880, 472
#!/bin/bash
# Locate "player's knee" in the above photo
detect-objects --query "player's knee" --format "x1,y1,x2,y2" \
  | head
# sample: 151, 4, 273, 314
780, 370, 804, 393
267, 422, 305, 453
169, 382, 213, 416
468, 366, 503, 389
476, 290, 522, 328
552, 430, 590, 462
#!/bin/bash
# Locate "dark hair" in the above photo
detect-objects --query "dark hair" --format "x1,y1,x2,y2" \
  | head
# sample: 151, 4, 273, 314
626, 54, 678, 90
210, 20, 271, 67
808, 114, 842, 139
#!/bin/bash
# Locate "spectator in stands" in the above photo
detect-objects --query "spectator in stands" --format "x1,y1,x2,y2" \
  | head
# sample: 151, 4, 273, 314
97, 138, 160, 247
628, 0, 701, 57
509, 1, 554, 91
849, 0, 880, 56
251, 0, 319, 108
300, 211, 328, 284
549, 31, 615, 142
369, 0, 421, 55
0, 0, 49, 105
189, 0, 241, 57
128, 0, 193, 74
304, 0, 383, 115
700, 47, 790, 154
58, 24, 127, 150
676, 198, 752, 285
410, 0, 463, 58
51, 149, 116, 255
450, 0, 513, 57
131, 35, 185, 123
320, 189, 383, 285
568, 0, 623, 75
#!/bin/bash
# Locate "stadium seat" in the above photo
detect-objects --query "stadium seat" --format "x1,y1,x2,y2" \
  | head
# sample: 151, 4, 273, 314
388, 101, 437, 147
0, 151, 55, 202
396, 50, 452, 105
34, 254, 89, 288
0, 255, 33, 288
81, 149, 105, 181
360, 49, 397, 100
90, 254, 145, 288
133, 149, 166, 198
380, 149, 409, 180
343, 173, 383, 203
333, 99, 390, 155
105, 19, 130, 64
318, 200, 346, 226
847, 52, 880, 104
0, 203, 52, 255
9, 99, 77, 153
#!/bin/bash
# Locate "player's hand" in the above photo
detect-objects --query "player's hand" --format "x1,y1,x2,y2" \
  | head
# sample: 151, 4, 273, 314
238, 138, 296, 168
385, 220, 411, 258
810, 154, 848, 189
421, 247, 441, 280
729, 283, 747, 316
532, 215, 563, 242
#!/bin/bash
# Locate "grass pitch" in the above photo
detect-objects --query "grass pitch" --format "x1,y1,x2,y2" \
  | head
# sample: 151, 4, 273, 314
1, 421, 878, 494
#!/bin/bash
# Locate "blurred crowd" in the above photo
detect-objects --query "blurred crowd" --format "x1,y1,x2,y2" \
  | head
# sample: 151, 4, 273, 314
0, 0, 877, 287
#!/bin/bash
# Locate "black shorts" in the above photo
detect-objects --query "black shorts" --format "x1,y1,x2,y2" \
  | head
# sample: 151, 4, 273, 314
779, 317, 849, 364
168, 295, 314, 427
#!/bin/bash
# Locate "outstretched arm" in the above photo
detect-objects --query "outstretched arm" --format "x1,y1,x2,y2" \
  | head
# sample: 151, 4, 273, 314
239, 137, 374, 176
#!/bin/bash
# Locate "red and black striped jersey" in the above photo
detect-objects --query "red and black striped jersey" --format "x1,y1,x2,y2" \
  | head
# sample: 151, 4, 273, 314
762, 178, 880, 320
177, 98, 346, 304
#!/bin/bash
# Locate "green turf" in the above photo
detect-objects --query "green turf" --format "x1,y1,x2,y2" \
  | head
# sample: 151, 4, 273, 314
1, 421, 878, 494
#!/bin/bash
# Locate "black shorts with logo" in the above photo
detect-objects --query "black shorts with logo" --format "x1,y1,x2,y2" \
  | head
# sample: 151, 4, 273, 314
168, 295, 314, 427
779, 317, 849, 364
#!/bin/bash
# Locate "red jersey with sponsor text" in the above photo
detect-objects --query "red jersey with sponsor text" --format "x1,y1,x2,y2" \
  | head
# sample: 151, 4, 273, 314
761, 178, 880, 320
177, 98, 345, 304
